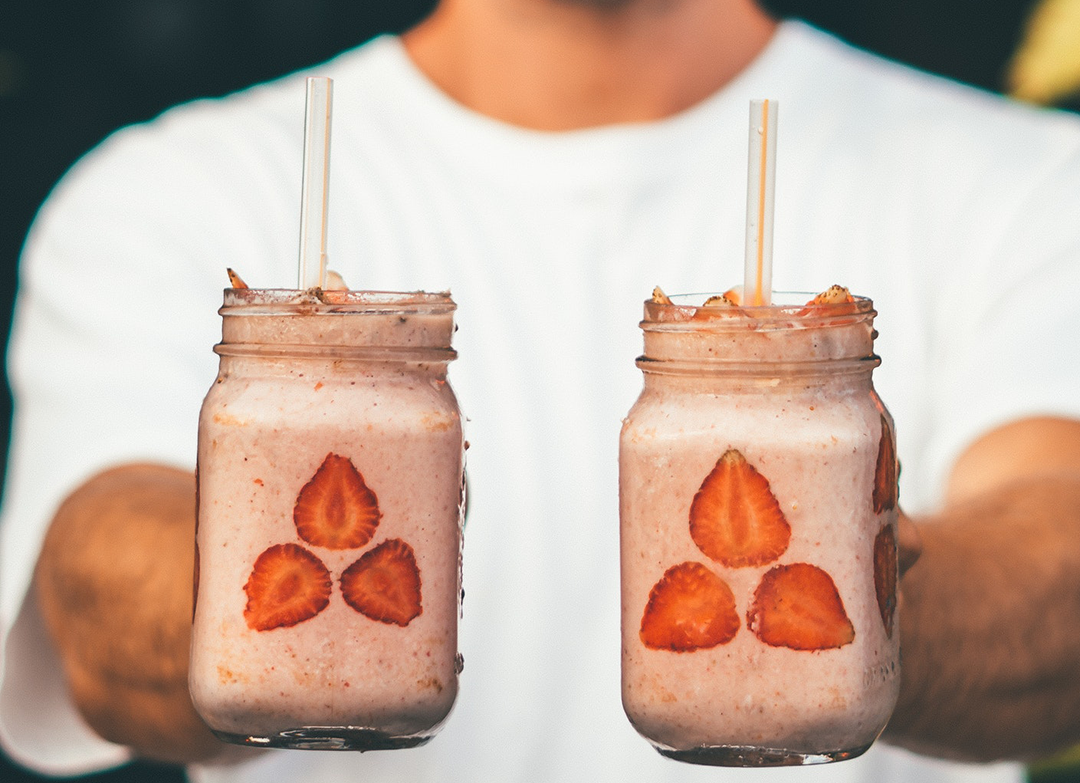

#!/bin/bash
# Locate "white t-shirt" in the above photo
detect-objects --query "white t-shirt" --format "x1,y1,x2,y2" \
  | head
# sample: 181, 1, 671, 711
4, 18, 1080, 783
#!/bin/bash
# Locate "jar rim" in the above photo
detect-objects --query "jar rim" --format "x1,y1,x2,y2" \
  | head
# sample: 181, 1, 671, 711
220, 288, 456, 315
643, 291, 874, 332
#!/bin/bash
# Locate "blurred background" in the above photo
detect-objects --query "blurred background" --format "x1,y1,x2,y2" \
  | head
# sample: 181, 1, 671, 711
1, 0, 1079, 781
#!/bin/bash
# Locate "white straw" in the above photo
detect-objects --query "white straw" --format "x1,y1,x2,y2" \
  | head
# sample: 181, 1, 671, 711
298, 76, 333, 290
743, 98, 777, 307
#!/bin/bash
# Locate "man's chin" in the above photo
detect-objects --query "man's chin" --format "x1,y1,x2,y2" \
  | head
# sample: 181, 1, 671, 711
552, 0, 641, 12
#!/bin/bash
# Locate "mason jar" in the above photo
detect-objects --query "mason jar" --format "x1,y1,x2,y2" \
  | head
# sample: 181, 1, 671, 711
619, 291, 899, 766
191, 288, 465, 750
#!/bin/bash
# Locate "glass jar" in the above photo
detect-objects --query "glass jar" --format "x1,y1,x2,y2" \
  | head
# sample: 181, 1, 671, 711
190, 288, 465, 750
619, 292, 900, 766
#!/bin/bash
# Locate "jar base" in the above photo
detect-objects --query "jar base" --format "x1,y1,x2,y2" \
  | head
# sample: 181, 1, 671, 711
656, 741, 873, 767
212, 726, 434, 751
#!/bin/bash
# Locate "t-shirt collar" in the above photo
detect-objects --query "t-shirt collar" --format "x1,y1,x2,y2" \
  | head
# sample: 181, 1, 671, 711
365, 20, 814, 190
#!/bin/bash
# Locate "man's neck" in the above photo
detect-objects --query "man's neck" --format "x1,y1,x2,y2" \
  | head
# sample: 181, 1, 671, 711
402, 0, 779, 131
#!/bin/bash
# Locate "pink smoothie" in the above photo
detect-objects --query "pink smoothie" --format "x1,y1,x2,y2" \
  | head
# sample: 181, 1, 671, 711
190, 289, 464, 749
619, 292, 899, 765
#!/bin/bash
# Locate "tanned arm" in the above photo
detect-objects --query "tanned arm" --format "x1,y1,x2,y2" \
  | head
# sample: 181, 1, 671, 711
885, 416, 1080, 761
34, 463, 225, 764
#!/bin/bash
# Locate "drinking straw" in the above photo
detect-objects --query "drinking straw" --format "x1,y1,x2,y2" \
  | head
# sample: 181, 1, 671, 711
743, 98, 778, 307
297, 76, 333, 290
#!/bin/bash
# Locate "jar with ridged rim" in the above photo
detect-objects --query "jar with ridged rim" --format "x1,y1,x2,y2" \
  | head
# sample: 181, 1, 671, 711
619, 291, 899, 766
190, 288, 465, 750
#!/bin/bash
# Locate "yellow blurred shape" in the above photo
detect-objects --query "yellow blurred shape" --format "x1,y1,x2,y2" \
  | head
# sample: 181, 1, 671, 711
1007, 0, 1080, 104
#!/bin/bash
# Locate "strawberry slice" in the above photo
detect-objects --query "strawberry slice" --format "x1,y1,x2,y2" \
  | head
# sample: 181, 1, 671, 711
194, 463, 201, 622
651, 286, 674, 305
640, 561, 740, 652
874, 525, 898, 638
340, 538, 423, 626
294, 453, 381, 550
226, 267, 249, 289
243, 543, 332, 632
192, 541, 200, 623
691, 293, 742, 321
798, 284, 857, 316
873, 414, 899, 513
748, 563, 855, 651
810, 284, 854, 305
689, 449, 791, 567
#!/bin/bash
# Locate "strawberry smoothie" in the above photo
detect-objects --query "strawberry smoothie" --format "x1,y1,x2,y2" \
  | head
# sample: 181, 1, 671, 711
619, 290, 900, 766
190, 289, 465, 750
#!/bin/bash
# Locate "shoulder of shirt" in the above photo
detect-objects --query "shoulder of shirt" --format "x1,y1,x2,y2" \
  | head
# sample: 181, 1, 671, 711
775, 18, 1080, 153
44, 34, 408, 203
21, 34, 414, 288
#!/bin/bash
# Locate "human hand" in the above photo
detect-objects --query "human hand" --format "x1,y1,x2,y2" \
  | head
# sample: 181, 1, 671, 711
35, 463, 226, 764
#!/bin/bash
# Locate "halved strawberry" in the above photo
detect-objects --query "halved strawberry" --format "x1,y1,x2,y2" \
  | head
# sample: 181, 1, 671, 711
874, 525, 898, 638
294, 453, 381, 550
689, 449, 791, 567
798, 284, 857, 316
226, 268, 249, 289
640, 561, 739, 652
651, 286, 674, 305
192, 542, 200, 623
690, 293, 742, 321
340, 538, 422, 626
194, 463, 201, 622
873, 414, 899, 513
748, 563, 855, 651
811, 284, 854, 304
243, 543, 332, 631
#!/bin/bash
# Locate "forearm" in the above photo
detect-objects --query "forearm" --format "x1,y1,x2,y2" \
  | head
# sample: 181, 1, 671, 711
34, 463, 224, 764
885, 473, 1080, 761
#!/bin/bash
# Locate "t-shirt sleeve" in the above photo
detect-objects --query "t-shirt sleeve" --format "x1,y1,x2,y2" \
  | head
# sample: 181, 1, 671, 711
0, 64, 305, 772
0, 121, 228, 774
913, 132, 1080, 505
